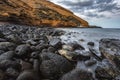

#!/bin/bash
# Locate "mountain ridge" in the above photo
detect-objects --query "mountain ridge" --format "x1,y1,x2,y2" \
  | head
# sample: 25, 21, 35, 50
0, 0, 89, 27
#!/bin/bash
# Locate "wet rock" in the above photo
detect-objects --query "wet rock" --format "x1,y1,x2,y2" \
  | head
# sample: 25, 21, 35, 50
89, 48, 102, 61
16, 70, 40, 80
74, 50, 91, 61
99, 38, 120, 69
62, 45, 73, 51
41, 52, 73, 73
15, 44, 31, 57
0, 38, 7, 42
85, 59, 97, 66
87, 42, 95, 47
0, 42, 16, 51
6, 67, 19, 77
0, 51, 15, 61
20, 60, 33, 71
64, 42, 85, 51
61, 69, 93, 80
49, 38, 62, 49
95, 59, 118, 80
58, 49, 78, 61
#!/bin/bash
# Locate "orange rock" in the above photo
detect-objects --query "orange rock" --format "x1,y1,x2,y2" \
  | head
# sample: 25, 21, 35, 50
0, 0, 89, 27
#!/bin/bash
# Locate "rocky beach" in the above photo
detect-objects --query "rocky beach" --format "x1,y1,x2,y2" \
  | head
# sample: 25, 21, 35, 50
0, 24, 119, 80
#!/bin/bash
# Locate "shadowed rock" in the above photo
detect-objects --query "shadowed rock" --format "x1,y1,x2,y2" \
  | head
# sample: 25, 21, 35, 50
99, 38, 120, 69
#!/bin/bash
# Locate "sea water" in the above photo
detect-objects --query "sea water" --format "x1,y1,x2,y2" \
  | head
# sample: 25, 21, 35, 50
59, 28, 120, 52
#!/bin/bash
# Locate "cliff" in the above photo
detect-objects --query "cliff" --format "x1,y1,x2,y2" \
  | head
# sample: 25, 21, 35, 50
0, 0, 89, 27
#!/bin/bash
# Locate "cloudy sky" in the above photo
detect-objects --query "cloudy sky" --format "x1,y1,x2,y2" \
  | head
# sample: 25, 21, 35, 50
49, 0, 120, 28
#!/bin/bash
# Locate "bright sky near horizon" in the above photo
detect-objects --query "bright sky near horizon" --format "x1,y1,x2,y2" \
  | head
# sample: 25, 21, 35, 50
49, 0, 120, 28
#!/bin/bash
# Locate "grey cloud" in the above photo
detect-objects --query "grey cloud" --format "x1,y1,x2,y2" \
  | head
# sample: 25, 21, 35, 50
55, 0, 120, 18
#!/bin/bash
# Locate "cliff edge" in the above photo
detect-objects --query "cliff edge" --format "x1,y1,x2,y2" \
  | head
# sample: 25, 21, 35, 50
0, 0, 89, 27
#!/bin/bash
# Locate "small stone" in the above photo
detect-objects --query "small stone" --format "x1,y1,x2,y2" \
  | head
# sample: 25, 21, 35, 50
49, 38, 62, 49
31, 51, 39, 59
87, 42, 95, 47
15, 44, 31, 57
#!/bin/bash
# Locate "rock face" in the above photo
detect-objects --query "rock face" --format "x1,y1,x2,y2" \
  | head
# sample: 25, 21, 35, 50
99, 38, 120, 69
0, 0, 89, 27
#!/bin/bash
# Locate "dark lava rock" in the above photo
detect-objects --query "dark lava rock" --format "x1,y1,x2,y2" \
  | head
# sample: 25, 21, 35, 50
0, 51, 15, 61
0, 31, 5, 38
87, 42, 95, 47
63, 42, 85, 51
15, 44, 31, 57
0, 42, 16, 51
99, 38, 120, 69
35, 44, 49, 51
0, 38, 7, 42
61, 69, 93, 80
41, 52, 73, 73
0, 70, 5, 80
40, 60, 59, 79
0, 50, 5, 55
16, 70, 40, 80
6, 67, 19, 77
0, 60, 21, 70
85, 59, 97, 66
20, 60, 33, 71
5, 34, 22, 44
49, 38, 62, 49
74, 50, 91, 61
31, 51, 39, 59
95, 59, 118, 80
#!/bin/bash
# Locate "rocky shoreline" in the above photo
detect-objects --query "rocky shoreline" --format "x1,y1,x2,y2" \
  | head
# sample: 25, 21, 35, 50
0, 24, 120, 80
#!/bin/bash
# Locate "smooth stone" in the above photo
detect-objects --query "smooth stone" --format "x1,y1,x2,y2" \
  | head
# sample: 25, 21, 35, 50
0, 51, 15, 61
0, 42, 16, 51
40, 52, 73, 78
87, 42, 95, 47
17, 70, 40, 80
40, 60, 59, 79
20, 60, 33, 71
61, 69, 94, 80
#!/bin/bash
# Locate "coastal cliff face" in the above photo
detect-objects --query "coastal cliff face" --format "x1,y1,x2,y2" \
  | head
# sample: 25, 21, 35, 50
0, 0, 89, 27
